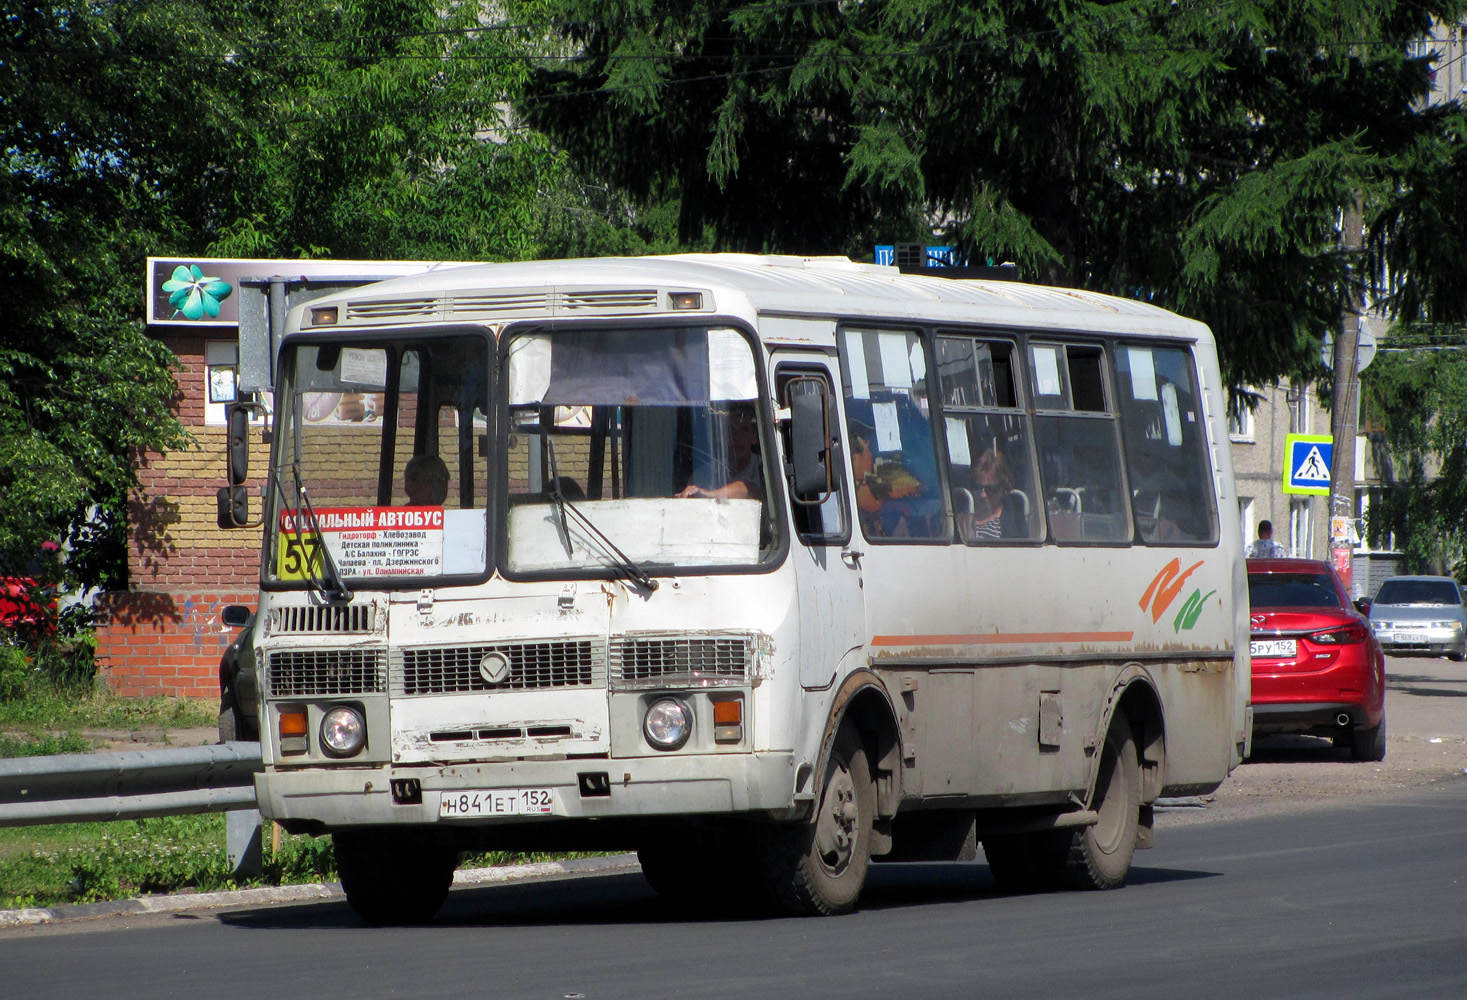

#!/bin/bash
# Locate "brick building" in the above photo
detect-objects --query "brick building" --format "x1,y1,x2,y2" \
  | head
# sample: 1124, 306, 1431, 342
94, 258, 454, 699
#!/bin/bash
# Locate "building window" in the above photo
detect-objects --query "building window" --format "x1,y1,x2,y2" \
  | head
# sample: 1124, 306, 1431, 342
1228, 403, 1254, 442
205, 341, 238, 426
1289, 498, 1312, 559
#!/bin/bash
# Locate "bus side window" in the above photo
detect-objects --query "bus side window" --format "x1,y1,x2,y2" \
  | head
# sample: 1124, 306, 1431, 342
934, 334, 1042, 543
838, 328, 946, 541
1031, 342, 1131, 544
1115, 344, 1218, 544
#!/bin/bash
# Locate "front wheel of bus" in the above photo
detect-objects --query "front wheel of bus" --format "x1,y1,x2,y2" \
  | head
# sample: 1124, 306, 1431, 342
1063, 724, 1140, 890
758, 727, 874, 916
333, 829, 458, 926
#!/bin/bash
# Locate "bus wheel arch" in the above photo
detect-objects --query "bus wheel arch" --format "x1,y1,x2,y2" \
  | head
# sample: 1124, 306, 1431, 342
1098, 666, 1167, 810
820, 671, 902, 823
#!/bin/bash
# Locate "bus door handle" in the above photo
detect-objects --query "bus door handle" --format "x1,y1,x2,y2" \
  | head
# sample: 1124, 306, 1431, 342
840, 548, 864, 569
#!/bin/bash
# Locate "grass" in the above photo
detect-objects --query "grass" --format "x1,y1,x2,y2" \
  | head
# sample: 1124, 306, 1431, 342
0, 814, 594, 909
0, 688, 214, 734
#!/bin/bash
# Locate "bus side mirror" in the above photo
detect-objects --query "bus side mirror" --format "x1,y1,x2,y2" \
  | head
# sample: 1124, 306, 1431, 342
226, 403, 251, 486
787, 378, 834, 502
221, 402, 267, 529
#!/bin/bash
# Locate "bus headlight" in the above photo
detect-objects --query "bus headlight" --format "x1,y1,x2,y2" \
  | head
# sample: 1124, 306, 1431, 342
643, 698, 692, 751
320, 706, 366, 757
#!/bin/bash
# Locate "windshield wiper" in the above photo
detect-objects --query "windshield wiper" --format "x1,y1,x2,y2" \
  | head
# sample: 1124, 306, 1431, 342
280, 463, 353, 603
544, 437, 657, 595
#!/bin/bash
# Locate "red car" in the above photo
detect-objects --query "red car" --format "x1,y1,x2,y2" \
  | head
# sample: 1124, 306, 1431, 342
1246, 558, 1386, 761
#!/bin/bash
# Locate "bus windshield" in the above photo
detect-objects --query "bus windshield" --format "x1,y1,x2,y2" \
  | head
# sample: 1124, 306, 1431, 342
266, 325, 778, 589
502, 326, 777, 575
268, 332, 492, 587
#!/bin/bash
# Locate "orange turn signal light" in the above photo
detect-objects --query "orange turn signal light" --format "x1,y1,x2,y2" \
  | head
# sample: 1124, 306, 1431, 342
279, 709, 308, 737
713, 699, 742, 726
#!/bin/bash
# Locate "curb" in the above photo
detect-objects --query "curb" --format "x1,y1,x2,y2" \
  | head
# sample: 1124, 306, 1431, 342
0, 854, 642, 928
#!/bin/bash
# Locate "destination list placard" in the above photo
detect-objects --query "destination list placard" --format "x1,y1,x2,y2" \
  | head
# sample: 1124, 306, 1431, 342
277, 507, 445, 579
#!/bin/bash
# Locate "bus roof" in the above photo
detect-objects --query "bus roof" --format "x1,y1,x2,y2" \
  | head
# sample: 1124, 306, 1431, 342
288, 253, 1212, 342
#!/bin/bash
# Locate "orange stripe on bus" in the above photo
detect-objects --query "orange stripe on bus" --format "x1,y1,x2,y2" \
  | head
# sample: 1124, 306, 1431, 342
870, 631, 1135, 646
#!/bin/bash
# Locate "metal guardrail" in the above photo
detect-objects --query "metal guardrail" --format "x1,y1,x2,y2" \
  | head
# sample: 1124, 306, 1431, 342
0, 741, 263, 828
0, 741, 267, 877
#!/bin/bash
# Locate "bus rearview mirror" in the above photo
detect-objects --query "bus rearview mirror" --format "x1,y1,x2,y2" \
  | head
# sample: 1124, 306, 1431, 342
788, 380, 833, 501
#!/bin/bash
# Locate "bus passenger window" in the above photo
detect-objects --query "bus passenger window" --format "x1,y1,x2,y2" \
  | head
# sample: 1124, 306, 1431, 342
839, 328, 945, 541
1116, 345, 1218, 544
1031, 342, 1130, 544
936, 335, 1040, 543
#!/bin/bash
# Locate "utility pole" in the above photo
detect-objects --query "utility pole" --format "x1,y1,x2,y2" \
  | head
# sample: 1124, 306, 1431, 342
1328, 195, 1365, 593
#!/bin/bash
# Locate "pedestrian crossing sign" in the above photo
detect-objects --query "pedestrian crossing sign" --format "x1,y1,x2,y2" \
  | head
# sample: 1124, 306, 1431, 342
1282, 434, 1333, 495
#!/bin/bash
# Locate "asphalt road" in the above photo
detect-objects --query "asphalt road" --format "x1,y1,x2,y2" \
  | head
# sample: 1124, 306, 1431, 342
1, 656, 1463, 999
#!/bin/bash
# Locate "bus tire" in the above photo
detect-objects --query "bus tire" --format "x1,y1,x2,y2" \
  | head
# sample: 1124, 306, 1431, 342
758, 727, 874, 916
333, 829, 458, 926
1060, 724, 1140, 890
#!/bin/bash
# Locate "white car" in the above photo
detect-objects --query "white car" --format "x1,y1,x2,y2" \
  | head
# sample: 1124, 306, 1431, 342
1367, 575, 1467, 661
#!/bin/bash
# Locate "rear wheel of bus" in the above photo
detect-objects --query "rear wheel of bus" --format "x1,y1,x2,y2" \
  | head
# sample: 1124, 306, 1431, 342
757, 726, 875, 916
333, 828, 459, 926
983, 723, 1141, 892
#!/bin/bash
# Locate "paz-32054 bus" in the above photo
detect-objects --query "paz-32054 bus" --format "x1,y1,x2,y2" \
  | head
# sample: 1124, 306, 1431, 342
221, 254, 1249, 924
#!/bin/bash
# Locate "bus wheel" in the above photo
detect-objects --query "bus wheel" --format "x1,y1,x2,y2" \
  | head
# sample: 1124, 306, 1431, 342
1061, 724, 1140, 890
333, 829, 458, 926
758, 728, 874, 916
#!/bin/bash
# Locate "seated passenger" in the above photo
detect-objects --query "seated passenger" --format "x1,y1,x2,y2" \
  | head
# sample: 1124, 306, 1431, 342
404, 454, 449, 505
960, 450, 1012, 541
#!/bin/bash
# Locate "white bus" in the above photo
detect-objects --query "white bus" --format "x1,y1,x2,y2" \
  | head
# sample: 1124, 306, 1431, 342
223, 254, 1250, 924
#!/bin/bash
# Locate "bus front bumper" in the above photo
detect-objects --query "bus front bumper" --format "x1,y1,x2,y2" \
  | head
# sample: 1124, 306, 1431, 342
257, 752, 799, 829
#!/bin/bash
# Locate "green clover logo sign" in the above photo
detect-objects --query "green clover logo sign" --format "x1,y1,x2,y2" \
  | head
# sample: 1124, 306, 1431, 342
161, 264, 233, 320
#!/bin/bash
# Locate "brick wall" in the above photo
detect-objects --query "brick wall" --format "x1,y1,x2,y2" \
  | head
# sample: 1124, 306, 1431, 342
94, 331, 264, 700
93, 590, 255, 700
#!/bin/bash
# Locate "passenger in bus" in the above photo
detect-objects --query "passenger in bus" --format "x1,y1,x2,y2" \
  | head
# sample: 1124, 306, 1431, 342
676, 403, 762, 500
958, 450, 1013, 541
404, 454, 449, 505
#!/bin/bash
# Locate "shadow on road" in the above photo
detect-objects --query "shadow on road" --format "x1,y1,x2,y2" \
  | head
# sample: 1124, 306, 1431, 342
1385, 672, 1467, 699
1243, 733, 1355, 763
218, 859, 1220, 931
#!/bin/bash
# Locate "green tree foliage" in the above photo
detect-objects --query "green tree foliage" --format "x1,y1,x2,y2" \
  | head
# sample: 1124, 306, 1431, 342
0, 2, 590, 592
514, 0, 1466, 392
1360, 324, 1467, 573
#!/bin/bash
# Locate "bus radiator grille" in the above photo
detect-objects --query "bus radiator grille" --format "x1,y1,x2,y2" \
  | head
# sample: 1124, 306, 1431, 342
392, 639, 604, 696
610, 635, 752, 685
266, 648, 387, 697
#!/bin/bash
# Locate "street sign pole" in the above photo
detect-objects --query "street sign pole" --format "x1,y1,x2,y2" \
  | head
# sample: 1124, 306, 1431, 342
1328, 196, 1365, 592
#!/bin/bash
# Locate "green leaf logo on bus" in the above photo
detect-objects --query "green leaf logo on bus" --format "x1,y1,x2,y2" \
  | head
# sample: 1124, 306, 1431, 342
1140, 559, 1217, 633
161, 264, 233, 320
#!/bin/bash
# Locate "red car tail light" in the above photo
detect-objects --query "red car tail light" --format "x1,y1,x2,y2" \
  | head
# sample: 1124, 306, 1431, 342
1309, 621, 1370, 645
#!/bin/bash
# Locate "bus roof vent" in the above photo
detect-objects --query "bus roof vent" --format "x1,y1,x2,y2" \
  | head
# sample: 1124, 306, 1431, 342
559, 289, 659, 312
447, 290, 554, 316
344, 297, 438, 321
